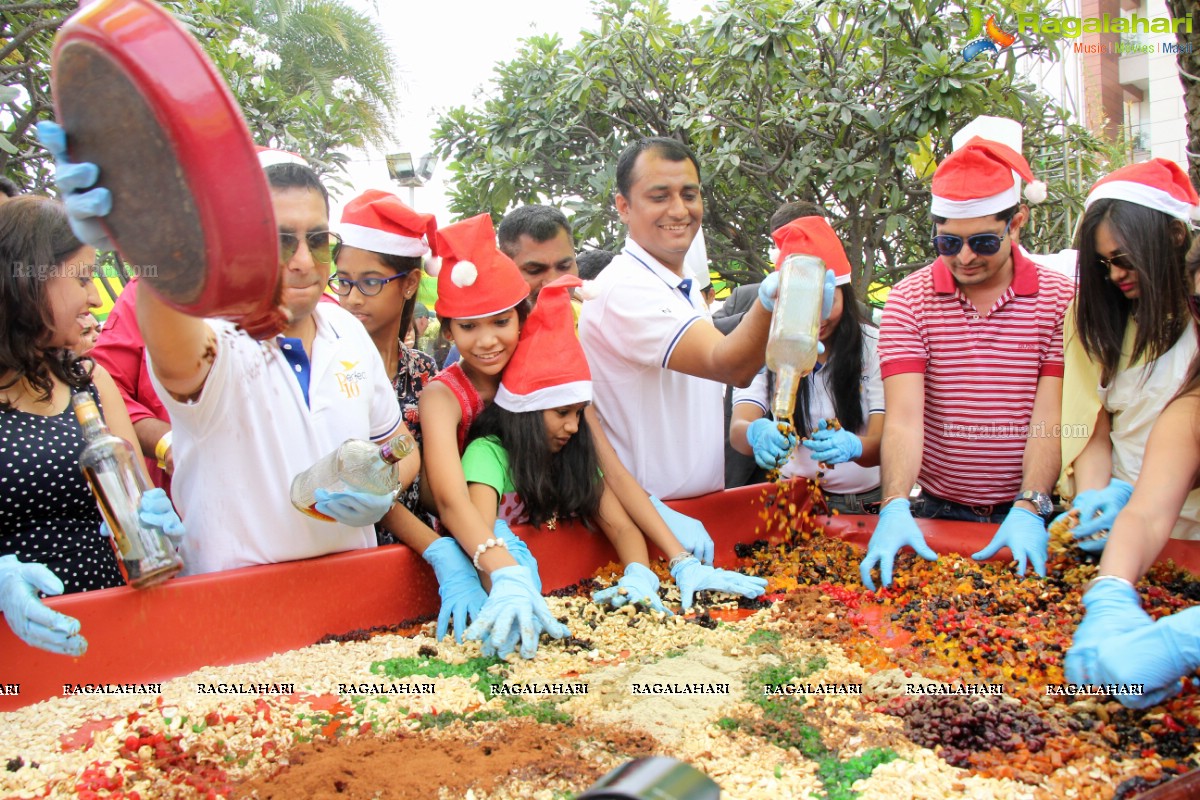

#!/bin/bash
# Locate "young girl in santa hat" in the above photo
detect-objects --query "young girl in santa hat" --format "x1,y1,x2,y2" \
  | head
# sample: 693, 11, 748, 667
417, 214, 567, 659
463, 275, 768, 613
332, 190, 439, 544
1056, 159, 1200, 547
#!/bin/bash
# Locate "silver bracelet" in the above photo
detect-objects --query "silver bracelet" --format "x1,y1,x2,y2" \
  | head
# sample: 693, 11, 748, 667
472, 537, 508, 570
668, 551, 695, 570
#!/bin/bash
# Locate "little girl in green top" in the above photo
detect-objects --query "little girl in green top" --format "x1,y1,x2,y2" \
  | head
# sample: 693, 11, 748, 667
462, 275, 767, 612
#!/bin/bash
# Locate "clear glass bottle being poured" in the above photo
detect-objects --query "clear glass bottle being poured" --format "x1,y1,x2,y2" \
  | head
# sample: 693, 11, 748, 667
290, 432, 416, 522
765, 253, 825, 423
73, 392, 183, 589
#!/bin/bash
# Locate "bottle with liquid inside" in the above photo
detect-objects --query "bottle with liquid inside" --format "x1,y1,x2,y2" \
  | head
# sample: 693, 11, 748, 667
73, 392, 183, 589
765, 253, 825, 422
290, 432, 416, 522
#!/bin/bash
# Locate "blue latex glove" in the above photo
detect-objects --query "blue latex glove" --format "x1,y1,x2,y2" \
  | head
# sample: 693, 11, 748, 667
99, 487, 186, 545
671, 556, 769, 610
0, 555, 86, 656
592, 562, 671, 615
492, 519, 541, 594
757, 271, 781, 312
464, 566, 568, 659
858, 499, 938, 591
819, 268, 836, 320
1065, 579, 1154, 685
34, 120, 115, 250
1090, 605, 1200, 709
801, 419, 862, 465
649, 496, 714, 566
421, 537, 487, 644
745, 417, 797, 471
1070, 478, 1134, 547
971, 507, 1048, 577
313, 487, 393, 527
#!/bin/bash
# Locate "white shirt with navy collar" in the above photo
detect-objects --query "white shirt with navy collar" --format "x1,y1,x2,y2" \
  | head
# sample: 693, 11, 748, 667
578, 237, 725, 499
150, 301, 402, 575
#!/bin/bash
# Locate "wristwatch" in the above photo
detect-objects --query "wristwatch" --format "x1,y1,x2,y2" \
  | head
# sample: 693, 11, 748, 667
1014, 490, 1053, 516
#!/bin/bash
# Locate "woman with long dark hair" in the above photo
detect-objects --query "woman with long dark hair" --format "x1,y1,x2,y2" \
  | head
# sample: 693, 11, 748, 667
1063, 235, 1200, 709
0, 196, 181, 655
1056, 160, 1200, 547
463, 276, 766, 613
729, 216, 883, 512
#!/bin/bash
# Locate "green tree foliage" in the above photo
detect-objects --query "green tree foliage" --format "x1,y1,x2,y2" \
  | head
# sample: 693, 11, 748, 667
433, 0, 1108, 297
0, 0, 395, 189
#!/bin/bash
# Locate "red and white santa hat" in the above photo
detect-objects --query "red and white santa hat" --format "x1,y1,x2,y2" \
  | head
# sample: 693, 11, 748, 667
340, 189, 437, 257
771, 216, 852, 286
432, 213, 530, 319
931, 136, 1046, 219
495, 275, 590, 413
255, 145, 307, 168
1085, 158, 1200, 223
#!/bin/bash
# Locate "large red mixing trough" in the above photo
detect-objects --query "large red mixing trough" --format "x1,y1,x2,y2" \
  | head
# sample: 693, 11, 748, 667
1, 481, 1198, 712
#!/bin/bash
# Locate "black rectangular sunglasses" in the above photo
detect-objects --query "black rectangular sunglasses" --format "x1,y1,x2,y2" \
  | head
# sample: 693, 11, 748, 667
931, 219, 1012, 257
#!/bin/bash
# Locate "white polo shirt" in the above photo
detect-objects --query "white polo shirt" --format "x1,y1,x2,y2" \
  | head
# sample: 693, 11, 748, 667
578, 237, 724, 499
151, 303, 402, 575
732, 324, 884, 494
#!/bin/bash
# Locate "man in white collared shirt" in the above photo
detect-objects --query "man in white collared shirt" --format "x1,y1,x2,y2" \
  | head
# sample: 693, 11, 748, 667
579, 137, 794, 499
138, 164, 418, 574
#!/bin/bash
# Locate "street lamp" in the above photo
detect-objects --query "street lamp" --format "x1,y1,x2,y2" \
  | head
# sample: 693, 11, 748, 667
386, 152, 436, 206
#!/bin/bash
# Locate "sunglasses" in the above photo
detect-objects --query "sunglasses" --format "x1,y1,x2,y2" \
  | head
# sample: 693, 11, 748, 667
931, 219, 1012, 257
327, 272, 410, 297
1096, 252, 1136, 273
279, 230, 342, 265
1189, 293, 1200, 323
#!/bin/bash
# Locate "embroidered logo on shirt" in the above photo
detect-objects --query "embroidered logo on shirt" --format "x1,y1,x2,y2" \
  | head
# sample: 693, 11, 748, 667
335, 360, 368, 399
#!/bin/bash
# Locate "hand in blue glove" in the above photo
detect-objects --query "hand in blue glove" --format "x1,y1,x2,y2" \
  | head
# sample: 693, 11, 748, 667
1065, 578, 1153, 685
592, 562, 671, 615
421, 537, 487, 643
757, 271, 781, 312
819, 267, 836, 320
1070, 478, 1134, 547
100, 487, 186, 546
858, 499, 938, 591
649, 496, 714, 565
801, 419, 862, 465
1090, 605, 1200, 709
671, 557, 769, 610
465, 566, 569, 659
745, 417, 798, 471
0, 555, 86, 656
492, 519, 541, 594
34, 120, 114, 250
313, 487, 393, 527
971, 507, 1048, 577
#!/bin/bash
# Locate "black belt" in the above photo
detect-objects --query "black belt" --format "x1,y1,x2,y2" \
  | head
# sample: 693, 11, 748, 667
922, 491, 1012, 518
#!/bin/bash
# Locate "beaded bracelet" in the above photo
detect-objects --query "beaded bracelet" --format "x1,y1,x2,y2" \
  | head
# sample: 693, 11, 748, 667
472, 537, 508, 570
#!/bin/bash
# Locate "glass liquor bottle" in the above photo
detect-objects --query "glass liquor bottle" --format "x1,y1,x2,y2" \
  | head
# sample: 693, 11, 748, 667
765, 253, 825, 423
290, 432, 416, 522
72, 392, 183, 588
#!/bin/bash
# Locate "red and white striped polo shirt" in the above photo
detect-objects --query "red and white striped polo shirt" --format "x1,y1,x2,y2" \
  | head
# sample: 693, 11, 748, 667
879, 249, 1074, 505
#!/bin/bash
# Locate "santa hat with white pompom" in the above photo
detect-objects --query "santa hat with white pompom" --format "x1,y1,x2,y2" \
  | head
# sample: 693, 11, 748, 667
431, 213, 530, 319
931, 136, 1046, 219
495, 274, 590, 413
1085, 158, 1200, 224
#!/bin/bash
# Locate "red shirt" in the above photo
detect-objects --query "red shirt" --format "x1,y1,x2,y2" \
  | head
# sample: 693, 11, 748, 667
879, 248, 1074, 504
89, 279, 171, 491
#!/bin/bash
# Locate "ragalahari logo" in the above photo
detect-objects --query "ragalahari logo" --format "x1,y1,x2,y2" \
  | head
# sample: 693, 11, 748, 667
962, 8, 1017, 61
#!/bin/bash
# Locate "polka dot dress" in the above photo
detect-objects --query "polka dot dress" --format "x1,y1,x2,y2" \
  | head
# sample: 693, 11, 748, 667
0, 386, 124, 593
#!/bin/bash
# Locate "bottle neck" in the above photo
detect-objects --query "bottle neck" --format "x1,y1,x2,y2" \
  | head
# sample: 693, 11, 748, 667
71, 392, 110, 440
378, 432, 416, 465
